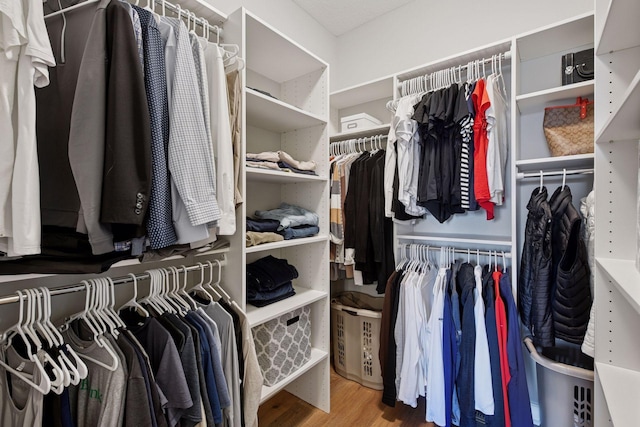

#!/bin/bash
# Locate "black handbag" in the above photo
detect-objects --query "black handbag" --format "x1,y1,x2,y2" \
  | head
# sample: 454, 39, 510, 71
561, 48, 594, 85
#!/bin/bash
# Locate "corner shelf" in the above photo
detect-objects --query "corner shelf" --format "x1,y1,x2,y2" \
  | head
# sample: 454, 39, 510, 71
596, 68, 640, 143
246, 88, 326, 133
596, 257, 640, 315
515, 81, 594, 114
330, 124, 391, 142
246, 168, 327, 184
596, 0, 640, 55
260, 348, 328, 403
246, 287, 327, 327
245, 235, 328, 254
595, 362, 640, 426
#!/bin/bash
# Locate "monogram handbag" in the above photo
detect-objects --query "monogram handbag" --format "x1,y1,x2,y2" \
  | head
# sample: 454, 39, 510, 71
543, 97, 594, 157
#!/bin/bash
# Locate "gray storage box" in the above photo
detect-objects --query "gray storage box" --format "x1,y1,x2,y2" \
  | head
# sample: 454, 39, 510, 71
252, 306, 311, 386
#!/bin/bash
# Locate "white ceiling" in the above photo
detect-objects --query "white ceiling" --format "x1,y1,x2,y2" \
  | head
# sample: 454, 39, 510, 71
292, 0, 415, 36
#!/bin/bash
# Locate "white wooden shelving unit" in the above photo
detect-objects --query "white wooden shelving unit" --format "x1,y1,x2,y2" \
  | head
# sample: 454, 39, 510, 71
594, 0, 640, 424
512, 14, 596, 425
222, 8, 331, 412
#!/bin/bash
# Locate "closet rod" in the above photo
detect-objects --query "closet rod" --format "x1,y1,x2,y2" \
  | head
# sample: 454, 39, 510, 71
44, 0, 223, 37
399, 244, 512, 259
396, 50, 511, 88
0, 257, 226, 306
330, 134, 388, 145
516, 168, 594, 180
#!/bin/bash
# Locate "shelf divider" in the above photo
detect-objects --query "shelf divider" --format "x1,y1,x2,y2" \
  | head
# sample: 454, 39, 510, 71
246, 287, 327, 327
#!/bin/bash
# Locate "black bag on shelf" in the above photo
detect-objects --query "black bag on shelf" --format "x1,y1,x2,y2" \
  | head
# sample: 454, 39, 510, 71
562, 48, 594, 85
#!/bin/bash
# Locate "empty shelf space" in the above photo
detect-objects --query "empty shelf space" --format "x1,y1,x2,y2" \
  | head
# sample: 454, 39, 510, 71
396, 234, 512, 247
246, 168, 326, 184
516, 13, 594, 61
596, 258, 640, 315
246, 287, 327, 327
596, 68, 640, 143
260, 348, 328, 404
246, 235, 328, 254
330, 77, 394, 110
246, 88, 326, 133
330, 124, 391, 142
515, 154, 594, 172
175, 0, 227, 25
516, 81, 594, 113
596, 0, 640, 54
596, 362, 640, 426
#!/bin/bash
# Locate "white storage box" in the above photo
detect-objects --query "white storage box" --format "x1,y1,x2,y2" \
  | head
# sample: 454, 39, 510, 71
331, 299, 383, 390
525, 337, 594, 427
340, 113, 382, 133
252, 306, 311, 386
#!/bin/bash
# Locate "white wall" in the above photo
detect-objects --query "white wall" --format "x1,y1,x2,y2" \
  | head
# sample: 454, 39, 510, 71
334, 0, 594, 90
205, 0, 339, 88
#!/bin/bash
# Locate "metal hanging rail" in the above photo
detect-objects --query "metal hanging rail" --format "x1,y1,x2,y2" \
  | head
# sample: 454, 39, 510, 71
0, 256, 226, 306
516, 168, 594, 180
398, 243, 512, 259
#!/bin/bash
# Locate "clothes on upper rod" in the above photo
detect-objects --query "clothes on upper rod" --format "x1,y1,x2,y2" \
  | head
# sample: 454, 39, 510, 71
0, 0, 240, 269
332, 149, 395, 290
379, 255, 533, 426
384, 73, 508, 223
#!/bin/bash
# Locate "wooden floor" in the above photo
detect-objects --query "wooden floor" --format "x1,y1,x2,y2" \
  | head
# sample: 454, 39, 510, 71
257, 366, 437, 427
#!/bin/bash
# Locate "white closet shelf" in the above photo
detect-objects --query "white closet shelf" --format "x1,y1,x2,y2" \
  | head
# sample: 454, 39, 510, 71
596, 0, 640, 54
596, 257, 640, 315
245, 11, 327, 84
260, 348, 328, 403
515, 153, 594, 172
245, 235, 328, 254
330, 124, 391, 142
246, 88, 326, 133
595, 362, 640, 426
330, 76, 394, 110
246, 168, 327, 184
596, 67, 640, 143
515, 81, 594, 114
396, 234, 512, 247
516, 12, 594, 61
0, 246, 230, 284
246, 287, 327, 327
175, 0, 227, 26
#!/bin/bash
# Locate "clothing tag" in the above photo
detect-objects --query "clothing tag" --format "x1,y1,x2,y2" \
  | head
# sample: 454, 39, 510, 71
16, 362, 25, 372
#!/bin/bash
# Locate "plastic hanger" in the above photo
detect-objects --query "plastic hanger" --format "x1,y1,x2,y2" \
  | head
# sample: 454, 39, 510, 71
0, 291, 52, 394
539, 170, 544, 189
104, 278, 127, 331
120, 273, 151, 317
41, 287, 85, 385
179, 265, 200, 309
562, 168, 567, 190
189, 262, 216, 302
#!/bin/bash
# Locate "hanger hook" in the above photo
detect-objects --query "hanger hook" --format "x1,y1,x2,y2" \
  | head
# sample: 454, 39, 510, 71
562, 168, 567, 189
540, 170, 544, 189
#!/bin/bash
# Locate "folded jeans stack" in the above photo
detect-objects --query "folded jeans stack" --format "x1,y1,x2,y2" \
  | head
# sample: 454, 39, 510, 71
246, 204, 320, 246
246, 255, 298, 307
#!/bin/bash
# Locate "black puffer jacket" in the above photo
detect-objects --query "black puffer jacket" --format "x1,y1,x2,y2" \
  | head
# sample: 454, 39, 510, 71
519, 187, 554, 347
549, 186, 591, 344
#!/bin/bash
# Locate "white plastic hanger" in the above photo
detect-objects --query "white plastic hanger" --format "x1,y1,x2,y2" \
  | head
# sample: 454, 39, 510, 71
189, 262, 216, 302
0, 291, 52, 394
120, 273, 151, 317
562, 168, 567, 190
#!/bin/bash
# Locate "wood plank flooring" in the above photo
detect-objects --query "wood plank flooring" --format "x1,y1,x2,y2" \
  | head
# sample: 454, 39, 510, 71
257, 366, 437, 426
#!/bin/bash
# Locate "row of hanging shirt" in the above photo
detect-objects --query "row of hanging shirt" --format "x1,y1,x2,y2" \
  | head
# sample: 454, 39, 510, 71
0, 262, 263, 427
1, 0, 243, 262
329, 136, 395, 292
384, 55, 509, 224
379, 246, 533, 427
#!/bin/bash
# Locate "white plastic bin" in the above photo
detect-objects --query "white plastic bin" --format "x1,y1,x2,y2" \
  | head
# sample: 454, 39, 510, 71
331, 299, 383, 390
525, 337, 594, 427
340, 113, 382, 133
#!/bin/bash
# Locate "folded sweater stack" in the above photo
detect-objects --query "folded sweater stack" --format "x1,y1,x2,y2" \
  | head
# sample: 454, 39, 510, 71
246, 151, 317, 176
246, 255, 298, 307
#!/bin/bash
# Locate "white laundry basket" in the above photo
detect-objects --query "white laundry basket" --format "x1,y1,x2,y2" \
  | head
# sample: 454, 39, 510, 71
331, 298, 383, 390
525, 337, 594, 427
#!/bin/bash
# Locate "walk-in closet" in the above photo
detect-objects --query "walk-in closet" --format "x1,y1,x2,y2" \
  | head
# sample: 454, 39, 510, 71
0, 0, 636, 426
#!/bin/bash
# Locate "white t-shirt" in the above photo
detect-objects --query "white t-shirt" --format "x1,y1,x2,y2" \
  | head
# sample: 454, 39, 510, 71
425, 268, 446, 425
474, 264, 495, 414
0, 0, 54, 256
